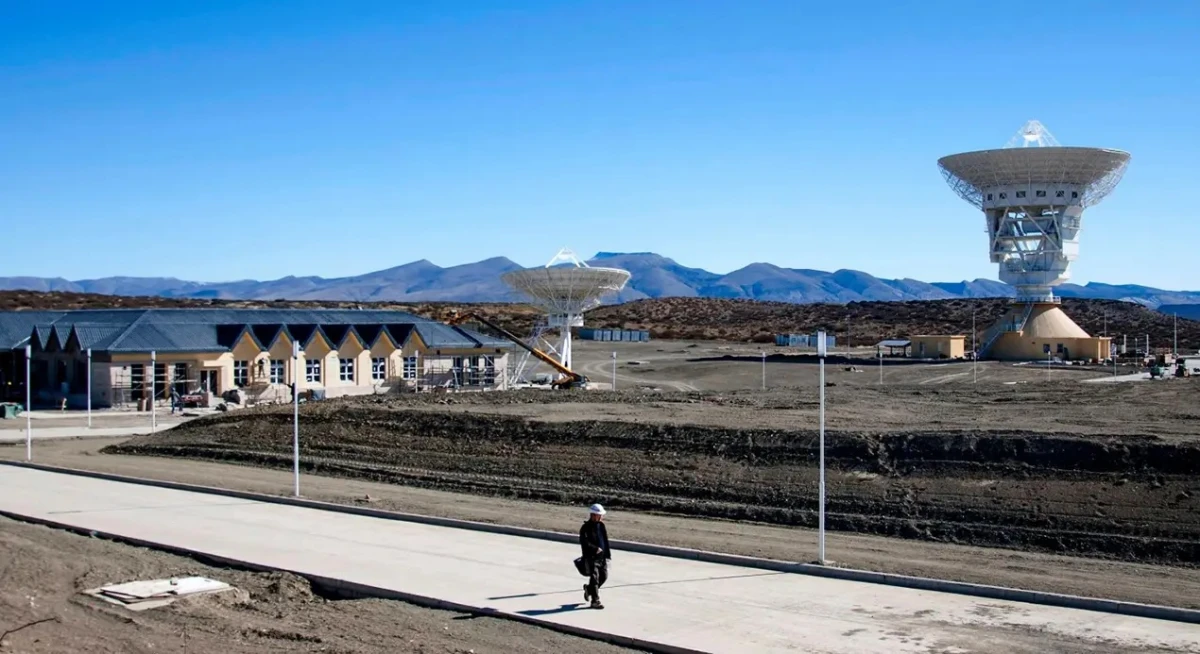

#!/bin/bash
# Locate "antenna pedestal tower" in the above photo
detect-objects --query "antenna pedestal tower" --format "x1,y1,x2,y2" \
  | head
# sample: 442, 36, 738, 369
939, 121, 1129, 362
502, 248, 631, 382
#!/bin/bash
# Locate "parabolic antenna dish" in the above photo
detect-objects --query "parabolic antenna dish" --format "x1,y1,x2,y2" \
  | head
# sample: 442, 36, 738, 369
938, 147, 1130, 209
502, 248, 631, 315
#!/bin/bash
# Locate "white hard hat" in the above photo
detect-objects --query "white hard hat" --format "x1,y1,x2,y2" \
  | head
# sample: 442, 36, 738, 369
589, 503, 606, 515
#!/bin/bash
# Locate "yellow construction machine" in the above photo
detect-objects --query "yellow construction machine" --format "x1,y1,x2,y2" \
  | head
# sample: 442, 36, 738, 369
447, 312, 589, 389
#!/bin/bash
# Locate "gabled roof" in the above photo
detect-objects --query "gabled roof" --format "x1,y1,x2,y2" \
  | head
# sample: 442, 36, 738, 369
68, 324, 128, 351
414, 323, 511, 350
0, 311, 66, 349
2, 307, 508, 354
107, 322, 229, 353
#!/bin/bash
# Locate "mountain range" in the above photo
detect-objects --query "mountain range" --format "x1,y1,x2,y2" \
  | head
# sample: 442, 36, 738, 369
4, 252, 1199, 309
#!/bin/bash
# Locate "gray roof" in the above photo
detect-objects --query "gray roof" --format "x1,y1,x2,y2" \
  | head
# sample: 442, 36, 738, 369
878, 339, 911, 348
0, 308, 511, 354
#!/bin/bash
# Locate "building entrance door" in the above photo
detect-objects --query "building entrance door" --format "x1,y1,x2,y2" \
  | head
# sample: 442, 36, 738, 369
199, 370, 219, 395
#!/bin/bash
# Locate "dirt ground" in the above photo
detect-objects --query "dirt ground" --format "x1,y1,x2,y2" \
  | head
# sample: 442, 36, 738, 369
6, 437, 1200, 615
569, 339, 1142, 393
0, 515, 637, 654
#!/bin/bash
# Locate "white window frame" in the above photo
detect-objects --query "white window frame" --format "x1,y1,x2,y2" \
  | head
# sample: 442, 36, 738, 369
269, 359, 285, 384
483, 355, 496, 385
305, 360, 322, 384
339, 357, 356, 383
402, 356, 418, 380
371, 357, 386, 382
468, 355, 481, 386
233, 360, 249, 387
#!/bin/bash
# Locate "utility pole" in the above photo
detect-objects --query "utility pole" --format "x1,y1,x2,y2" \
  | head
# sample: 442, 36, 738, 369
760, 351, 766, 391
611, 351, 617, 391
972, 309, 977, 383
1174, 313, 1178, 358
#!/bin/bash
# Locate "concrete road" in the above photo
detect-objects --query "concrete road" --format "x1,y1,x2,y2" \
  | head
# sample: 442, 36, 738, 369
0, 467, 1195, 654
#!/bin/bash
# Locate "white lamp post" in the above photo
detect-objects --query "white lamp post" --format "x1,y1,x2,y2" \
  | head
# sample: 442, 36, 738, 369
293, 340, 302, 497
817, 330, 827, 564
86, 348, 92, 429
150, 350, 157, 433
24, 344, 32, 461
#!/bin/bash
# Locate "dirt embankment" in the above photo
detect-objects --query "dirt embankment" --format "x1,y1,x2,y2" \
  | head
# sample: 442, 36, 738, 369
0, 516, 632, 654
109, 390, 1200, 567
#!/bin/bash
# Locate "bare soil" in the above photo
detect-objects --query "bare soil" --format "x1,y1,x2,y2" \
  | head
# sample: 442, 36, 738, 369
100, 374, 1200, 570
0, 514, 636, 653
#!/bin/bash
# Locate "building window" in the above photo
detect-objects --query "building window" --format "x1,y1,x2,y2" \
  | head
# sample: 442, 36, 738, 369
339, 358, 355, 383
1056, 190, 1065, 197
154, 363, 167, 399
1071, 191, 1079, 198
173, 362, 189, 394
1016, 190, 1026, 198
998, 192, 1007, 199
1056, 343, 1064, 354
986, 193, 993, 201
306, 360, 322, 383
484, 356, 496, 385
270, 359, 285, 384
371, 357, 386, 381
1035, 190, 1046, 197
468, 355, 481, 385
234, 360, 249, 387
452, 356, 464, 386
402, 356, 418, 380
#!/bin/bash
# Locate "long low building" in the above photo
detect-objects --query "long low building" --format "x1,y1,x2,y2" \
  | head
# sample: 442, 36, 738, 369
0, 308, 512, 408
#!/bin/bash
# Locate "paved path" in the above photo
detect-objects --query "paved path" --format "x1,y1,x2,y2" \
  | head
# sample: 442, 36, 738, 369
0, 467, 1195, 654
0, 424, 181, 443
1083, 372, 1152, 383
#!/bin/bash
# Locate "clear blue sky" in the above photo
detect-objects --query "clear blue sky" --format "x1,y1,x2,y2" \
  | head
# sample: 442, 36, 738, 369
2, 1, 1198, 288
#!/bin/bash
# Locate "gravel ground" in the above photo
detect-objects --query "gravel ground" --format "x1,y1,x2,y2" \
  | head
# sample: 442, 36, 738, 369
0, 515, 638, 654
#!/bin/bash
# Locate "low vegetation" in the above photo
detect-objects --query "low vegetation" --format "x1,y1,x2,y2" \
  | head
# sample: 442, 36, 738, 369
2, 291, 1194, 349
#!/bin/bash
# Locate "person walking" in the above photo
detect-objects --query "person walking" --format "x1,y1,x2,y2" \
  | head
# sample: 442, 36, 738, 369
579, 503, 611, 609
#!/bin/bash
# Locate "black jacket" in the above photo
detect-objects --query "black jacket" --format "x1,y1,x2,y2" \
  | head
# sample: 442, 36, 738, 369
579, 520, 611, 560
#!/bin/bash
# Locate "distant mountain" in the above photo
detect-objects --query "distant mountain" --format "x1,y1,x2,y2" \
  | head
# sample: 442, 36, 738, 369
4, 253, 1199, 310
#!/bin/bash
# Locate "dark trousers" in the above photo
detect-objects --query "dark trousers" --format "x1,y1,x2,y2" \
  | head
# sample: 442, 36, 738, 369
586, 557, 608, 599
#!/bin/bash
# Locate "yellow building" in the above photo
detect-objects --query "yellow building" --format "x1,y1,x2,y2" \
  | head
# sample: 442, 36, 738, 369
3, 309, 512, 409
984, 303, 1110, 362
909, 335, 966, 359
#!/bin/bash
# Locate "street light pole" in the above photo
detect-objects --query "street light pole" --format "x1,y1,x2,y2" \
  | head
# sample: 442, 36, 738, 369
817, 330, 827, 565
972, 309, 977, 383
150, 350, 157, 434
293, 340, 301, 498
761, 351, 766, 391
24, 344, 31, 461
86, 348, 92, 429
611, 351, 617, 391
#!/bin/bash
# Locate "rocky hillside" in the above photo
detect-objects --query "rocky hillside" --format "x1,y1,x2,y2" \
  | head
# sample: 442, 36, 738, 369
2, 291, 1194, 350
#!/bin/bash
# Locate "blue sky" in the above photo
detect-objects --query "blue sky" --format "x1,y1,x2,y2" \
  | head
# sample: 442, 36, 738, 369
2, 1, 1198, 288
